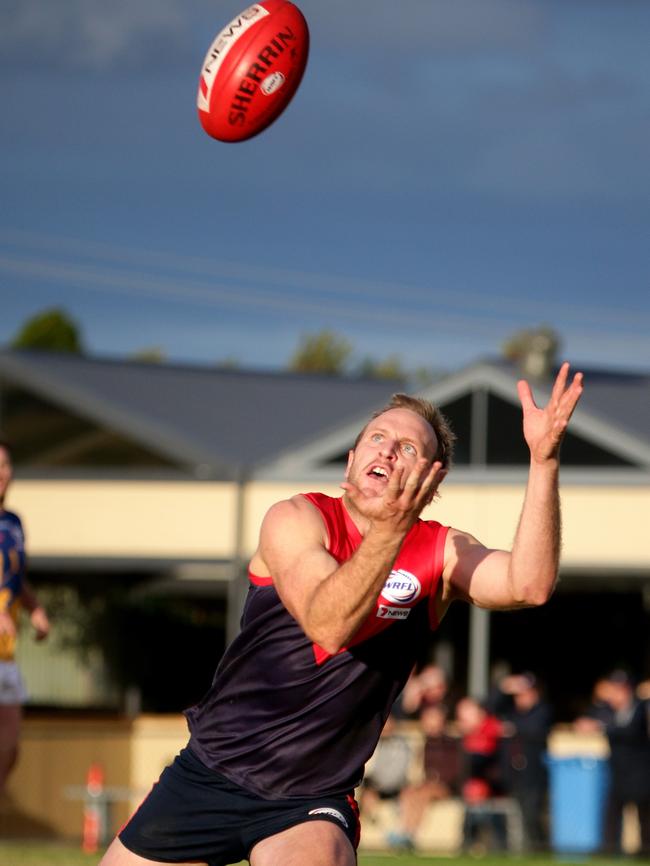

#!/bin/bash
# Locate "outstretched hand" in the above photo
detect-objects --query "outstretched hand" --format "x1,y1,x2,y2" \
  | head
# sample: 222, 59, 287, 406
341, 458, 447, 534
30, 606, 50, 641
517, 361, 584, 463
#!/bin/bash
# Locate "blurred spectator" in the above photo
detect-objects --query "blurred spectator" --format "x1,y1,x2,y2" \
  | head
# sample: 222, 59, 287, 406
576, 670, 650, 857
456, 696, 507, 852
637, 678, 650, 701
492, 672, 552, 851
396, 664, 448, 720
456, 696, 505, 793
359, 714, 413, 838
0, 439, 50, 799
392, 704, 462, 849
577, 676, 617, 725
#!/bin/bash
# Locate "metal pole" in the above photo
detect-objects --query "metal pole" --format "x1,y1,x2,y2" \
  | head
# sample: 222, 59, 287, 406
470, 387, 488, 467
468, 386, 490, 699
468, 605, 491, 700
226, 468, 249, 645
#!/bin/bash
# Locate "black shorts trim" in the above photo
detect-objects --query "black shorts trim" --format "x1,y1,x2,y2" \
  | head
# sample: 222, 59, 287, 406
119, 747, 360, 866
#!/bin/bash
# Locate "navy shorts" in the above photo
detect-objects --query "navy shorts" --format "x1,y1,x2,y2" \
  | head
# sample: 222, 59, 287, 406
119, 747, 360, 865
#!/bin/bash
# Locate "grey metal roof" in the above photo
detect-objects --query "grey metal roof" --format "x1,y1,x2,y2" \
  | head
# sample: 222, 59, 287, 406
0, 350, 405, 478
1, 350, 648, 479
576, 369, 650, 445
467, 359, 650, 466
259, 357, 650, 477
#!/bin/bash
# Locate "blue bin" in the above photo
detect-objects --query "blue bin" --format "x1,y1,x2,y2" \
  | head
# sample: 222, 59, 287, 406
548, 756, 609, 854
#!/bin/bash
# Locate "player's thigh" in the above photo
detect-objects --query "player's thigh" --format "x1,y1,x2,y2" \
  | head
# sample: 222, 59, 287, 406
99, 836, 208, 866
250, 820, 356, 866
0, 704, 21, 753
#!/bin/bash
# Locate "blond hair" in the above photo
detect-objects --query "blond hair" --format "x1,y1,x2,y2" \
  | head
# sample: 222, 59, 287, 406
355, 393, 455, 469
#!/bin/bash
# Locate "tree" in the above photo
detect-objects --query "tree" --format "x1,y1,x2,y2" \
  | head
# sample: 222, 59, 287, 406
11, 308, 84, 354
214, 357, 241, 370
288, 330, 353, 375
356, 354, 405, 380
287, 330, 442, 382
37, 581, 227, 713
502, 325, 560, 379
130, 347, 166, 363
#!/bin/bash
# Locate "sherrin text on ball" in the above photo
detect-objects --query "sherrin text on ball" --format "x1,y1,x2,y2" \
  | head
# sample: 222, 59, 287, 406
197, 0, 309, 142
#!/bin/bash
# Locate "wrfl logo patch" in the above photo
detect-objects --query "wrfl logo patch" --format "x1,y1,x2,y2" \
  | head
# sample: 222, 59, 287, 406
381, 569, 421, 604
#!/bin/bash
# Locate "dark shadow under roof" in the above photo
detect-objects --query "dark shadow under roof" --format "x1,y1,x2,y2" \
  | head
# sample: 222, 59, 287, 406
257, 356, 650, 476
486, 358, 650, 446
2, 350, 648, 479
0, 350, 406, 477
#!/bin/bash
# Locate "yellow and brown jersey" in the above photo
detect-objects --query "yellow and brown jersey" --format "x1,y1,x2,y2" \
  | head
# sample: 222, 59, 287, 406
0, 510, 25, 662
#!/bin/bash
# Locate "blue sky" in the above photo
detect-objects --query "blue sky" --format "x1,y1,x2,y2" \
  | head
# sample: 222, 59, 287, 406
1, 0, 649, 374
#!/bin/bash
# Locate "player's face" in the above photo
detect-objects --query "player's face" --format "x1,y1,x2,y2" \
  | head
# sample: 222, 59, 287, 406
0, 447, 12, 502
345, 408, 438, 497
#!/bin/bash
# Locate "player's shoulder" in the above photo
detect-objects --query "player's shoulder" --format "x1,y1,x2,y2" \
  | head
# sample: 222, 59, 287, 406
260, 493, 330, 550
413, 516, 454, 549
440, 525, 482, 555
418, 515, 448, 532
0, 510, 23, 529
443, 525, 473, 541
262, 493, 329, 530
0, 508, 21, 521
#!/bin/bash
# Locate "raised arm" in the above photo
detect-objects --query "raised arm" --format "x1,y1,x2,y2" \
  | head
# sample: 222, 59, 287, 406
253, 457, 445, 654
443, 362, 584, 610
20, 579, 50, 640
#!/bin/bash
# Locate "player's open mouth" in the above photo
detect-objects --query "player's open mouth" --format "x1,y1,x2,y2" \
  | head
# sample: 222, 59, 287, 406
367, 465, 390, 481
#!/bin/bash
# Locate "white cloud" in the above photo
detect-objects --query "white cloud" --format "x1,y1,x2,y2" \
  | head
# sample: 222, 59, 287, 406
0, 0, 191, 71
308, 0, 543, 52
0, 0, 545, 73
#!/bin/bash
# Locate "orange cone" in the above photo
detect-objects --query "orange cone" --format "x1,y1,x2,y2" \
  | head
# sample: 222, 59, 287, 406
82, 763, 104, 853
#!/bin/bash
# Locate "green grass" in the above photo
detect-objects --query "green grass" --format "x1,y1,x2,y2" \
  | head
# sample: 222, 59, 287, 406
1, 843, 649, 866
0, 841, 100, 866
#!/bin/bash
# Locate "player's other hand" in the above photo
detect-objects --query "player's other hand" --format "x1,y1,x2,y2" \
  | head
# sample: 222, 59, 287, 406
517, 361, 584, 464
30, 606, 50, 641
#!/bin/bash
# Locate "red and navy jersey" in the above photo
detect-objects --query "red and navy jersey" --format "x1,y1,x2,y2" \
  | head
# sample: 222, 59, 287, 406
185, 493, 448, 799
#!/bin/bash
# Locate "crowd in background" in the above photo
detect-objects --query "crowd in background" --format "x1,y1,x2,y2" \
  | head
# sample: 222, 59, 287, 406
359, 664, 650, 856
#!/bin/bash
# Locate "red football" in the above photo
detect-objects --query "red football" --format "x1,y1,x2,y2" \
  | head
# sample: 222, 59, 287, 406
197, 1, 309, 143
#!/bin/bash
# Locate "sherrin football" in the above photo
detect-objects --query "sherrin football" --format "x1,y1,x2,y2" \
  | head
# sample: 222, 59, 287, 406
197, 1, 309, 143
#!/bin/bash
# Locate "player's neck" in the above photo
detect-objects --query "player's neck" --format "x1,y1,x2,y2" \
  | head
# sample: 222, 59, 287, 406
341, 494, 371, 536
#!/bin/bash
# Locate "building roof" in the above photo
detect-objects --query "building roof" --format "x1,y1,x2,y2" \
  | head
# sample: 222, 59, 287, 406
479, 358, 650, 447
259, 358, 650, 478
421, 359, 650, 464
0, 350, 405, 478
1, 350, 648, 479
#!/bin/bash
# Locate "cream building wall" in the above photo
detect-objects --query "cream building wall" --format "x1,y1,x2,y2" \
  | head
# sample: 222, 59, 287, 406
11, 480, 239, 560
11, 478, 650, 569
242, 480, 650, 569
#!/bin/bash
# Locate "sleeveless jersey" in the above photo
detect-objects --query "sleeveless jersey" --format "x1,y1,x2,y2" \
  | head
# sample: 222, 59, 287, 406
0, 510, 26, 662
186, 493, 448, 799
